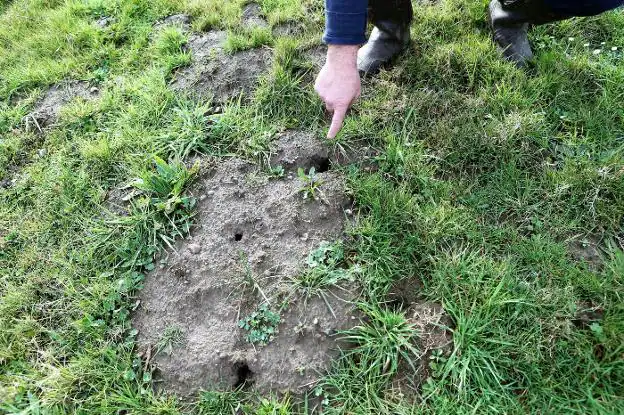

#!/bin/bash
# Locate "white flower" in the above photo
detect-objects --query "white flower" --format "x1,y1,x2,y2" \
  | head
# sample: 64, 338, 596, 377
612, 46, 618, 51
593, 49, 602, 55
583, 42, 590, 47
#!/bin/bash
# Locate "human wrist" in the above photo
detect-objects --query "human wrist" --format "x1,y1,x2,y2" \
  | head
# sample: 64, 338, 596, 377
326, 45, 359, 69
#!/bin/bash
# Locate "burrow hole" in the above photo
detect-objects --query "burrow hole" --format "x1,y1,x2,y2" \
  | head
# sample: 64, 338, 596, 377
234, 232, 243, 242
233, 361, 254, 389
310, 156, 330, 173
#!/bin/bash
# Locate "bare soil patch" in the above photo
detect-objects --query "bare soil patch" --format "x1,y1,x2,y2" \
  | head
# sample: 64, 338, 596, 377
26, 81, 99, 132
273, 21, 305, 37
154, 14, 192, 32
242, 3, 268, 29
567, 236, 604, 269
133, 135, 361, 397
304, 45, 326, 69
170, 31, 271, 103
270, 130, 379, 171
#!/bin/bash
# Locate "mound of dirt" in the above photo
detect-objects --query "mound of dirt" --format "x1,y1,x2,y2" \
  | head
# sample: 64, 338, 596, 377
270, 130, 379, 170
242, 3, 268, 29
133, 134, 361, 397
154, 14, 192, 32
171, 30, 271, 103
26, 81, 99, 131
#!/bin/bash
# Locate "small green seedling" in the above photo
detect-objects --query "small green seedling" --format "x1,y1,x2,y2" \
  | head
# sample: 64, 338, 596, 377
239, 304, 281, 345
297, 167, 324, 200
268, 165, 285, 178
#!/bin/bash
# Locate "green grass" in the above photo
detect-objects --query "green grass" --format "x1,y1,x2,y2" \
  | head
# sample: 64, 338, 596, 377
1, 0, 623, 413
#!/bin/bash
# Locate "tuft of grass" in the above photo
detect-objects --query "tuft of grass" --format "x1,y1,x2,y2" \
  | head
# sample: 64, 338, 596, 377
295, 241, 357, 294
342, 305, 421, 378
156, 326, 184, 355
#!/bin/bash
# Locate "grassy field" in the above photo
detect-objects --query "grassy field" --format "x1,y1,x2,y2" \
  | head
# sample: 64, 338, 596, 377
1, 0, 623, 413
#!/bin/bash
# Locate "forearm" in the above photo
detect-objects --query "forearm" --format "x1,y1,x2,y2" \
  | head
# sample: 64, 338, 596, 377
323, 0, 368, 45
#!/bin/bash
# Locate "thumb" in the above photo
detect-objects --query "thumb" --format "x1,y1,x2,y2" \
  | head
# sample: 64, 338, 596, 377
327, 105, 347, 139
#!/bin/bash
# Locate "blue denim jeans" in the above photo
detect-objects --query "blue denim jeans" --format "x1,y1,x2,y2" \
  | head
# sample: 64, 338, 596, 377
545, 0, 623, 16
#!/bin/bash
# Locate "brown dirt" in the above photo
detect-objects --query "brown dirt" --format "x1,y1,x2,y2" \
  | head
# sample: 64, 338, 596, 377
572, 301, 604, 329
386, 275, 425, 308
567, 236, 603, 269
170, 30, 271, 103
133, 134, 362, 397
270, 130, 379, 171
26, 81, 99, 132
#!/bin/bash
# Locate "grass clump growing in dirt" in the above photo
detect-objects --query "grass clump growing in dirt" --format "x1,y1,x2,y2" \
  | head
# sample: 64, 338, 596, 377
1, 0, 623, 413
295, 241, 357, 295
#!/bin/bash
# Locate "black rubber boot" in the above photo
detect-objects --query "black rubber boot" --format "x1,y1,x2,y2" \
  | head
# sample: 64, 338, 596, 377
357, 0, 413, 74
488, 0, 567, 67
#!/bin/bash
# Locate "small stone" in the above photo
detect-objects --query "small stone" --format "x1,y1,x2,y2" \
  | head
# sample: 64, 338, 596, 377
37, 149, 47, 158
313, 318, 319, 325
199, 195, 207, 201
90, 86, 99, 94
593, 49, 602, 55
207, 190, 215, 196
95, 16, 113, 28
289, 347, 296, 353
611, 46, 618, 51
188, 244, 202, 254
219, 352, 228, 359
584, 42, 590, 47
300, 232, 309, 241
345, 209, 353, 216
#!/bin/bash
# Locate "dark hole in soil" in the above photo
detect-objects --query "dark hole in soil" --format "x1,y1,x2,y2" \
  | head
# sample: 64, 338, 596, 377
233, 362, 254, 389
311, 156, 330, 173
234, 233, 243, 242
387, 297, 409, 312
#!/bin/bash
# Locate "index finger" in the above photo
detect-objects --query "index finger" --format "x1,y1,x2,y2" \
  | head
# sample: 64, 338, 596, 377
327, 106, 347, 139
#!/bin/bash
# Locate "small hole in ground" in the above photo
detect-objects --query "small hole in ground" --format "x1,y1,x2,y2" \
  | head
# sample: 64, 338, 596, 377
311, 156, 330, 173
233, 362, 254, 389
234, 233, 243, 242
386, 297, 409, 312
